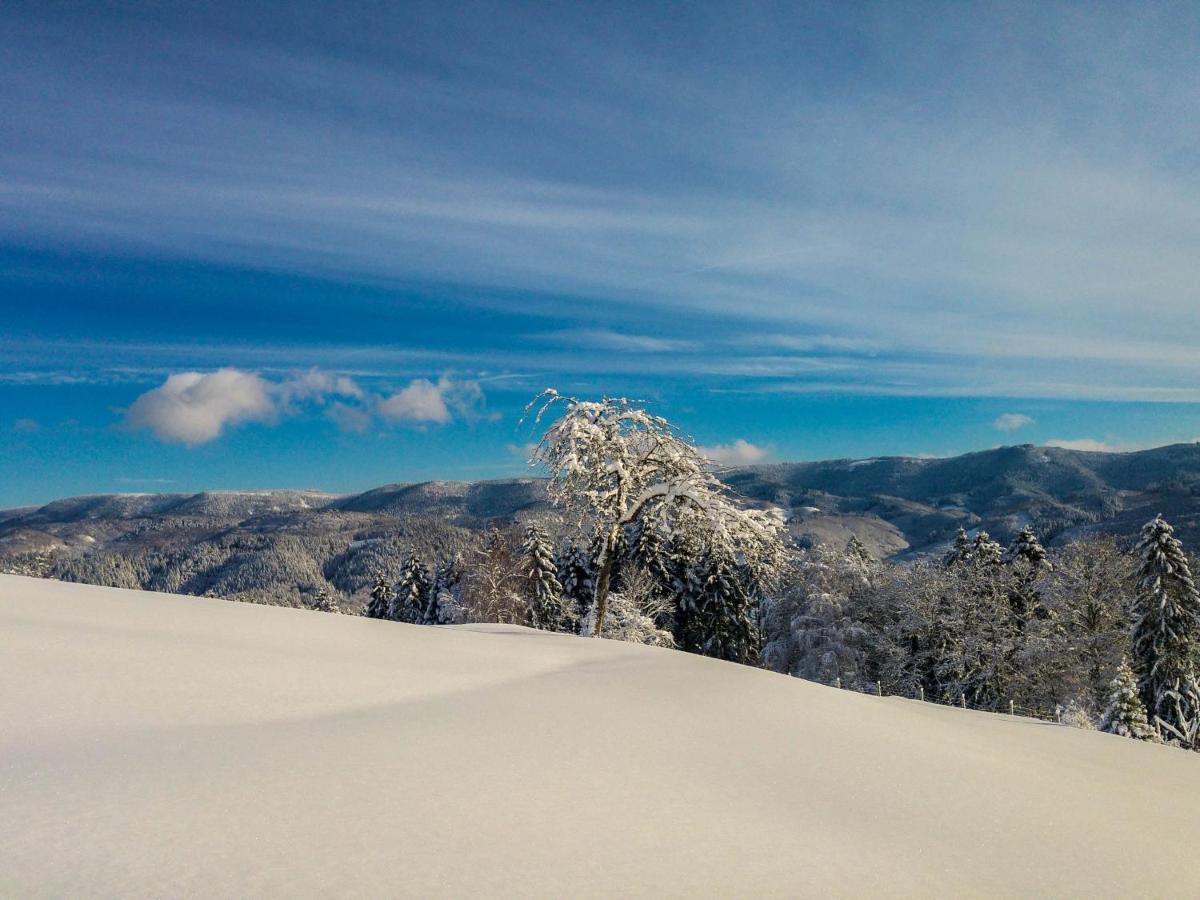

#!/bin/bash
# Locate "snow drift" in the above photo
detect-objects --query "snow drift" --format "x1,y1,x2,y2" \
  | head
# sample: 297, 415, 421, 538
3, 574, 1200, 897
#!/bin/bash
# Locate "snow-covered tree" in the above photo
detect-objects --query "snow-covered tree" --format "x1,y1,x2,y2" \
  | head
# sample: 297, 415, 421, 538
971, 531, 1004, 568
521, 522, 567, 630
1041, 536, 1133, 709
1132, 514, 1200, 748
578, 565, 675, 647
554, 542, 591, 631
685, 540, 761, 663
1005, 526, 1051, 627
945, 527, 973, 567
762, 544, 871, 685
846, 534, 873, 567
366, 572, 393, 619
933, 559, 1019, 710
1006, 527, 1048, 570
461, 527, 528, 624
0, 549, 53, 578
1100, 658, 1158, 742
392, 553, 430, 624
527, 390, 785, 641
308, 587, 340, 613
424, 557, 461, 625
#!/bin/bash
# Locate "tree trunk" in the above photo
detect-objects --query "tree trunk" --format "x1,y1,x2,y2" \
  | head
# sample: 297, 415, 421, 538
591, 526, 620, 637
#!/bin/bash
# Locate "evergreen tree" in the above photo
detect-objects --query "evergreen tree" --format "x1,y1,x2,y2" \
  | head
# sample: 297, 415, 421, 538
1006, 526, 1050, 626
971, 531, 1004, 568
1007, 527, 1048, 570
521, 523, 567, 630
308, 587, 340, 613
846, 534, 873, 567
692, 548, 760, 664
945, 527, 973, 567
628, 519, 674, 597
1100, 658, 1158, 742
424, 557, 460, 625
671, 511, 764, 665
392, 553, 430, 624
556, 542, 594, 629
366, 572, 393, 619
1132, 515, 1200, 747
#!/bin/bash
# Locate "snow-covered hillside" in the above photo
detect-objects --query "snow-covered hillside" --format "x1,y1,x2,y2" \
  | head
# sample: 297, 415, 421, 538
4, 575, 1200, 897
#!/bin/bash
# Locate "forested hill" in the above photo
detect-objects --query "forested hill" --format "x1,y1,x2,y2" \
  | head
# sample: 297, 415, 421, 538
3, 443, 1200, 604
727, 441, 1200, 557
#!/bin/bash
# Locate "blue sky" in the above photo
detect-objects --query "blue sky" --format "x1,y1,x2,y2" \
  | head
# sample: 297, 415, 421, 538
3, 1, 1200, 507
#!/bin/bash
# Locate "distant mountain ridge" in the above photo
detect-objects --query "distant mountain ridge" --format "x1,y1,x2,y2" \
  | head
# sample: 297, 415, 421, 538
3, 442, 1200, 606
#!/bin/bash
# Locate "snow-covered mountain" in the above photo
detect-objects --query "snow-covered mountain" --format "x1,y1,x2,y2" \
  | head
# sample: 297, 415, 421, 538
3, 574, 1198, 896
6, 442, 1200, 560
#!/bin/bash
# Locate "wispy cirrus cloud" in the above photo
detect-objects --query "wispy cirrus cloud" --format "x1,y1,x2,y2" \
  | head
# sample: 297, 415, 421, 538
535, 328, 699, 354
5, 4, 1200, 403
994, 413, 1034, 432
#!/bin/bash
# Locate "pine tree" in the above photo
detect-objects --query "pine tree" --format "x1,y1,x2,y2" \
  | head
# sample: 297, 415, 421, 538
1006, 526, 1050, 626
630, 519, 674, 596
971, 531, 1003, 568
669, 508, 764, 665
1132, 514, 1200, 747
945, 527, 973, 567
308, 587, 340, 613
1007, 527, 1048, 570
521, 523, 567, 630
366, 572, 393, 619
691, 546, 760, 664
846, 534, 873, 567
392, 553, 430, 624
1100, 658, 1158, 742
556, 542, 594, 630
424, 557, 460, 625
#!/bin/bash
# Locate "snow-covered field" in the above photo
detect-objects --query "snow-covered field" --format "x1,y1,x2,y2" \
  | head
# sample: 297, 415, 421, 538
4, 575, 1200, 897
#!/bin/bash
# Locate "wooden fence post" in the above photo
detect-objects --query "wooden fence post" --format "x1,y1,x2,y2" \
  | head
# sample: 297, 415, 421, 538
1009, 699, 1015, 717
876, 680, 882, 697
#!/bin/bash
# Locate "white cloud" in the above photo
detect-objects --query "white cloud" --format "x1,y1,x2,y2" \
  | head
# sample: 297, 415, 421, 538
698, 439, 770, 466
13, 418, 40, 432
994, 413, 1034, 432
1046, 438, 1116, 452
125, 367, 365, 445
378, 379, 450, 424
125, 368, 486, 444
276, 368, 363, 406
125, 369, 275, 445
377, 375, 487, 426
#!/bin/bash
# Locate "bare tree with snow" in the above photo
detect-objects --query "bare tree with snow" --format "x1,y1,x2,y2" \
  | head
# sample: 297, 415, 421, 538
526, 390, 786, 640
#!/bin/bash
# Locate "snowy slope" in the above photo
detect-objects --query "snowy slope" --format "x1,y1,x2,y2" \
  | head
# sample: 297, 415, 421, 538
4, 575, 1200, 897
